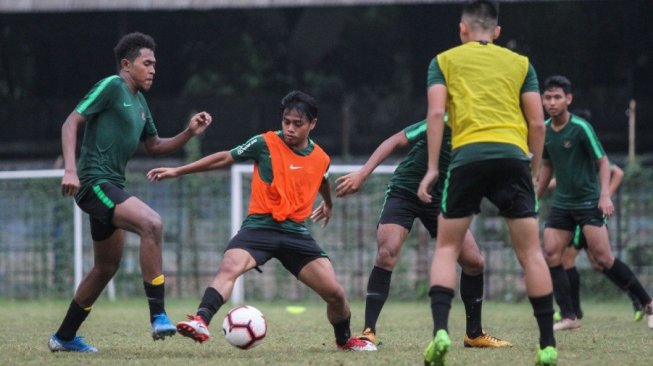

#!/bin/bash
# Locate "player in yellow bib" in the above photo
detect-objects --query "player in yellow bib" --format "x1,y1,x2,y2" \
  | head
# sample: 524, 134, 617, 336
416, 2, 556, 365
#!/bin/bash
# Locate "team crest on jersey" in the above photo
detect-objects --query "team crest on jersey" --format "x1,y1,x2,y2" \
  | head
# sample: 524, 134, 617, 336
562, 140, 572, 149
141, 110, 146, 121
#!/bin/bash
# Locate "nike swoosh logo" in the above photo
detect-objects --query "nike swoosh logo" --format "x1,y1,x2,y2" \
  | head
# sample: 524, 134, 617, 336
289, 165, 302, 170
123, 102, 132, 107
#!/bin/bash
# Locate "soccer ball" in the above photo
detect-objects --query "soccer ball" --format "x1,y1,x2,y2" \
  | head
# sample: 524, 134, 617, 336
222, 305, 267, 349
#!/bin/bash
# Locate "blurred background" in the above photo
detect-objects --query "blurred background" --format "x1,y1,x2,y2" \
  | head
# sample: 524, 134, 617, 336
1, 0, 651, 302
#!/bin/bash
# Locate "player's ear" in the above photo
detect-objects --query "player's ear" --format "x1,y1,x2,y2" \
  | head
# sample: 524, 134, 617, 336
120, 58, 131, 71
493, 25, 501, 40
309, 118, 317, 131
566, 93, 573, 106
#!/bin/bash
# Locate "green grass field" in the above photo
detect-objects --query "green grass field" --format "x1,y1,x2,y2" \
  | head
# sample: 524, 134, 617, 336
1, 298, 650, 365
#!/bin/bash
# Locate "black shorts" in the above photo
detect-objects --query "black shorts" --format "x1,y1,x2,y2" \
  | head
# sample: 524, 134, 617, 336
378, 187, 439, 238
76, 182, 131, 241
545, 206, 606, 234
441, 158, 537, 219
226, 228, 330, 277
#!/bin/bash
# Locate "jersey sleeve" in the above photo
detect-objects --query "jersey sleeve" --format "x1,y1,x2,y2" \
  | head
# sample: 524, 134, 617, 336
520, 63, 540, 94
403, 120, 427, 145
230, 134, 266, 162
75, 76, 118, 119
578, 121, 606, 160
427, 57, 445, 88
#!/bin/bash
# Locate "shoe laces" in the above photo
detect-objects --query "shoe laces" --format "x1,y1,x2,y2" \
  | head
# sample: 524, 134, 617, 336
478, 332, 503, 342
186, 314, 207, 325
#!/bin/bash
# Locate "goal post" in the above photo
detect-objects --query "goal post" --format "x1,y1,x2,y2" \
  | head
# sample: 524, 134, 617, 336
229, 163, 397, 304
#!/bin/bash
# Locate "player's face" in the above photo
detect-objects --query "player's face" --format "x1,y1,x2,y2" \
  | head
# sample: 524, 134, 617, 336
281, 108, 316, 149
126, 48, 156, 92
542, 87, 572, 118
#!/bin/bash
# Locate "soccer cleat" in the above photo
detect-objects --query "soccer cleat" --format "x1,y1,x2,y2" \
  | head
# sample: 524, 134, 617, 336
634, 310, 644, 322
356, 327, 377, 345
553, 311, 561, 322
553, 317, 581, 331
463, 331, 512, 348
151, 313, 176, 340
534, 345, 558, 366
337, 337, 377, 351
423, 329, 450, 366
177, 314, 210, 343
48, 334, 98, 353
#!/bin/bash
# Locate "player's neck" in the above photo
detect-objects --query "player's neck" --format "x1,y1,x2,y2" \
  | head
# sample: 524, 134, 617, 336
119, 71, 138, 94
551, 111, 571, 131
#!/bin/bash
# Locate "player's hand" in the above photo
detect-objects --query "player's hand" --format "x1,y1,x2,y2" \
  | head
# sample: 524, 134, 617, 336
598, 194, 614, 217
61, 170, 80, 196
147, 167, 179, 182
188, 111, 212, 136
334, 171, 366, 197
417, 169, 438, 203
310, 201, 332, 228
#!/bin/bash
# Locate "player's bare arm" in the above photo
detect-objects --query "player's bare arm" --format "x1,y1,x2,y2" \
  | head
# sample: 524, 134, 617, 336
147, 150, 234, 181
607, 164, 624, 196
536, 160, 554, 199
143, 111, 212, 156
312, 178, 333, 227
60, 111, 86, 196
335, 131, 409, 197
521, 91, 545, 181
596, 156, 614, 216
417, 84, 447, 203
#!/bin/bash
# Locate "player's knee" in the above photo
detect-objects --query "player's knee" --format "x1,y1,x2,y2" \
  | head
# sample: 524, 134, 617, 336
321, 284, 346, 305
141, 212, 163, 238
461, 255, 484, 275
376, 246, 399, 269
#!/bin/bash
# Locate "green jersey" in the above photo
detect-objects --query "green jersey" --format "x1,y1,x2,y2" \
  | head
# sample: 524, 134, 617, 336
388, 120, 452, 198
543, 114, 606, 209
230, 130, 327, 235
75, 75, 158, 198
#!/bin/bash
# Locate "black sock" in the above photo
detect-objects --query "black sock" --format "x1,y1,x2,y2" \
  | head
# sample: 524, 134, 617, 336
604, 258, 653, 307
529, 293, 556, 349
55, 300, 91, 341
332, 314, 351, 346
549, 265, 575, 319
429, 285, 454, 336
144, 281, 166, 322
364, 266, 392, 332
566, 267, 582, 318
460, 272, 483, 338
196, 287, 225, 325
602, 264, 642, 310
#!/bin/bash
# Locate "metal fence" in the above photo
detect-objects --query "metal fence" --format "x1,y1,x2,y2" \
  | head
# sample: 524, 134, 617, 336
1, 164, 651, 302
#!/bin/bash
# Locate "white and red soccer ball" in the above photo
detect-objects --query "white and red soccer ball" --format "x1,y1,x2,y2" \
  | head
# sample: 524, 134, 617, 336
222, 305, 267, 349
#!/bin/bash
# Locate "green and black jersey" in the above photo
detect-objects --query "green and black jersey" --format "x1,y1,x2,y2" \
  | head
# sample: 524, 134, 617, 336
389, 119, 452, 198
543, 114, 606, 209
230, 130, 327, 235
75, 75, 158, 199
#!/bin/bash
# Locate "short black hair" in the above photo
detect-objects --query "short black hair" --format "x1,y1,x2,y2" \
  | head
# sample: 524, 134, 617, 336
113, 32, 156, 71
543, 75, 572, 95
280, 90, 318, 121
462, 0, 499, 31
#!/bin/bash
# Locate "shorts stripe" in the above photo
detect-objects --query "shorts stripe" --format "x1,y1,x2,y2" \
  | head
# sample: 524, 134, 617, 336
441, 170, 451, 213
92, 184, 115, 209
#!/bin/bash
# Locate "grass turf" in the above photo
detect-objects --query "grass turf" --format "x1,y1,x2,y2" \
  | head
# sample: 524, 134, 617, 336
1, 299, 650, 365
